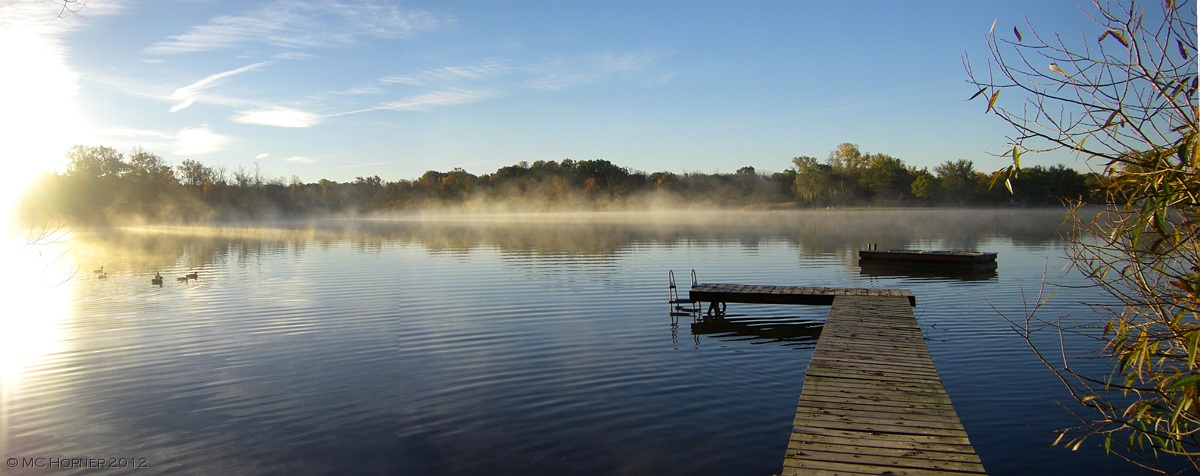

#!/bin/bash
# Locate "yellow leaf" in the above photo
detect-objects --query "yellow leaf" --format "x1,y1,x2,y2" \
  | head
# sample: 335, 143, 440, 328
1100, 29, 1129, 47
987, 89, 1000, 113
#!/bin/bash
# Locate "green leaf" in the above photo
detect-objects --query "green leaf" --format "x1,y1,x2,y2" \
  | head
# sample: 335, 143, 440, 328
1169, 79, 1186, 99
1180, 39, 1190, 59
1169, 375, 1200, 391
1004, 178, 1013, 194
1185, 329, 1200, 371
987, 89, 1000, 113
1012, 147, 1021, 169
987, 166, 1012, 191
968, 87, 987, 101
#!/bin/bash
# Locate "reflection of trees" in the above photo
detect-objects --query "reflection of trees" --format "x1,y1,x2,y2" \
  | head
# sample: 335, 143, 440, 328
786, 208, 1070, 256
67, 210, 1072, 272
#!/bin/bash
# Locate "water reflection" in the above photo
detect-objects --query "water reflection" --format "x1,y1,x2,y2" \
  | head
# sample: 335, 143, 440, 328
4, 208, 1145, 476
689, 314, 823, 348
62, 209, 1071, 275
858, 261, 1000, 281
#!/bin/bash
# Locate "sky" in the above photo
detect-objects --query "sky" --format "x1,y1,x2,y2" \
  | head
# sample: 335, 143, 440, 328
2, 0, 1109, 189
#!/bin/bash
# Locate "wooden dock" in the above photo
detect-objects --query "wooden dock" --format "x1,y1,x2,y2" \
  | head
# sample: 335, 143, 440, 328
782, 295, 986, 475
859, 249, 998, 273
689, 283, 916, 307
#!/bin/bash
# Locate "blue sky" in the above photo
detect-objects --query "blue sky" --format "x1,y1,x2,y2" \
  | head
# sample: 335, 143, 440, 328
4, 0, 1101, 186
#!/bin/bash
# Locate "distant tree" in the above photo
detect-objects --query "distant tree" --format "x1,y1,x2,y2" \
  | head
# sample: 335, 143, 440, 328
792, 156, 834, 205
862, 153, 912, 197
910, 169, 939, 200
933, 159, 977, 203
178, 159, 217, 188
440, 168, 477, 200
128, 148, 173, 186
65, 145, 123, 178
827, 143, 866, 176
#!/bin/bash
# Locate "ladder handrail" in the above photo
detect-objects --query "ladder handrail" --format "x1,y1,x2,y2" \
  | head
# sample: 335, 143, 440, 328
668, 270, 678, 302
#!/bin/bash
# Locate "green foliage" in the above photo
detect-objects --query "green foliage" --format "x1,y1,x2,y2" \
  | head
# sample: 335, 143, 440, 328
967, 0, 1199, 470
910, 169, 939, 200
21, 141, 1101, 225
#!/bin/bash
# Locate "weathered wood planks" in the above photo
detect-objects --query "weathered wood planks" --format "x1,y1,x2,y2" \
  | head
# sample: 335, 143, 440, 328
782, 295, 985, 475
689, 283, 916, 307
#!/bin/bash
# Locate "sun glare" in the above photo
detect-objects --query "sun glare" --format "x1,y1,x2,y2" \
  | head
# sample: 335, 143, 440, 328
0, 25, 88, 238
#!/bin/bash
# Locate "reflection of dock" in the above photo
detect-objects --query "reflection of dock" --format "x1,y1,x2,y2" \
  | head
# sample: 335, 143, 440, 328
858, 261, 998, 281
690, 315, 823, 347
781, 295, 985, 475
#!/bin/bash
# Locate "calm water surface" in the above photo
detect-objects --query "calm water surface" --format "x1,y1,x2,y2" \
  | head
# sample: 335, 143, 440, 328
0, 209, 1171, 474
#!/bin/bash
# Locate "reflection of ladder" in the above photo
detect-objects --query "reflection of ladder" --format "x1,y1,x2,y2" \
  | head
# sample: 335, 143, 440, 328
669, 269, 700, 316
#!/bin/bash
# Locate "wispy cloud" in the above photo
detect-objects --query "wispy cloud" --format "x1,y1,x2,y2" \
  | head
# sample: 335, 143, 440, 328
378, 75, 424, 86
342, 50, 670, 116
377, 59, 513, 88
373, 49, 671, 96
170, 62, 268, 112
333, 85, 385, 95
381, 88, 499, 111
286, 156, 318, 164
175, 125, 230, 156
231, 107, 320, 128
525, 49, 673, 91
273, 52, 315, 61
145, 1, 451, 55
256, 152, 270, 159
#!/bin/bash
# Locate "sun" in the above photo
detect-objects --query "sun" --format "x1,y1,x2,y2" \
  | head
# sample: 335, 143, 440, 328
0, 23, 89, 237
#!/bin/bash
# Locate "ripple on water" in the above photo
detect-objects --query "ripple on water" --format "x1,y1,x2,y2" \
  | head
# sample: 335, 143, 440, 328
2, 213, 1165, 475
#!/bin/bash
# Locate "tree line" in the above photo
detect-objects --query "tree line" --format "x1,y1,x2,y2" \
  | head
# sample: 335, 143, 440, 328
20, 142, 1098, 224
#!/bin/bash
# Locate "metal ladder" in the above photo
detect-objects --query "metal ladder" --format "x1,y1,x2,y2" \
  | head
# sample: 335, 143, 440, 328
668, 269, 700, 316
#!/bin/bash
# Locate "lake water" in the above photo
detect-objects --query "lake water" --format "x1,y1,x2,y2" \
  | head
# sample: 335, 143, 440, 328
0, 209, 1175, 475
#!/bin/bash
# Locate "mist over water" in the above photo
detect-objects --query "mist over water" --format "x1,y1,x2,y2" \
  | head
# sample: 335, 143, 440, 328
2, 209, 1167, 475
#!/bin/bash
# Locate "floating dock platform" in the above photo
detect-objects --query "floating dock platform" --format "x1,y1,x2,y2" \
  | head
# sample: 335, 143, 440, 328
859, 249, 997, 273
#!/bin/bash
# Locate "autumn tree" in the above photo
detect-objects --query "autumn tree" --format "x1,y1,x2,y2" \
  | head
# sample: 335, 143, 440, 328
966, 0, 1198, 470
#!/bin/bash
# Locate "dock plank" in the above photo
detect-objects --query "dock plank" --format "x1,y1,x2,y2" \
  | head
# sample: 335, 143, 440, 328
688, 283, 916, 307
782, 295, 985, 475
